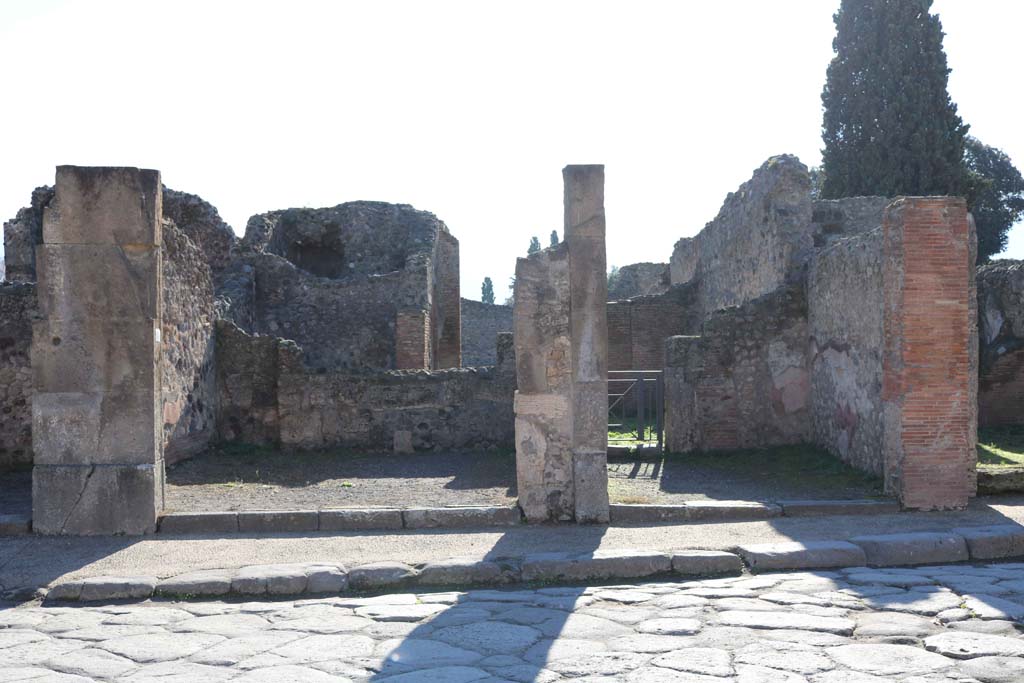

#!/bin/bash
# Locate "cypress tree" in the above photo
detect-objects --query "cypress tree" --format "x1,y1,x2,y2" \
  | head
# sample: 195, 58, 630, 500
481, 277, 495, 305
527, 236, 542, 255
821, 0, 968, 199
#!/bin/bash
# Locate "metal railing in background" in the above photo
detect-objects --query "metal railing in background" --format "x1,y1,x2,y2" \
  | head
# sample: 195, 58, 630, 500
608, 370, 664, 453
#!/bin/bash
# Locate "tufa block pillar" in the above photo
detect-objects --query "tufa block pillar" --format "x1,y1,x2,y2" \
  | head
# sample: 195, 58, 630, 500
513, 165, 610, 523
32, 166, 165, 535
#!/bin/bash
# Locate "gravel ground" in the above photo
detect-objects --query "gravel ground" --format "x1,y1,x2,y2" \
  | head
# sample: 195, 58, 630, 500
3, 563, 1024, 681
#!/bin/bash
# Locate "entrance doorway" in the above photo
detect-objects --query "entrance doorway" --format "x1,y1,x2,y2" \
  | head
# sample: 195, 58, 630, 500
608, 370, 664, 453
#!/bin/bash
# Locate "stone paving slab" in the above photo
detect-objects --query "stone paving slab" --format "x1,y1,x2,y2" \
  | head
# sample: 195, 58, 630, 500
6, 561, 1024, 683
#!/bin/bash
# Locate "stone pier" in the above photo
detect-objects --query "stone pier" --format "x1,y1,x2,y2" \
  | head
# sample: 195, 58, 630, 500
32, 166, 165, 535
514, 165, 610, 523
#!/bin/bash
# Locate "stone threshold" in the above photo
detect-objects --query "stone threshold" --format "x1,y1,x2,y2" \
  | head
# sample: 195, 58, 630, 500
0, 498, 902, 537
31, 524, 1024, 604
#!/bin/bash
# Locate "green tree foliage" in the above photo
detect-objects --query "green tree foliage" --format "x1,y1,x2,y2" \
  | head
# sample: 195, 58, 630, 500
481, 276, 495, 305
821, 0, 968, 199
607, 265, 620, 292
528, 236, 542, 255
965, 137, 1024, 263
550, 230, 559, 246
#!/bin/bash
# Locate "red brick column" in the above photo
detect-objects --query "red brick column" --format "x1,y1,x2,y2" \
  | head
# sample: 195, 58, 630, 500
882, 197, 977, 510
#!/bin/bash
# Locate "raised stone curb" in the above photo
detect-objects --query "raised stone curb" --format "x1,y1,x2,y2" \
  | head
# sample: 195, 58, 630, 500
977, 467, 1024, 495
850, 531, 969, 567
41, 526, 1024, 603
0, 513, 31, 535
237, 510, 319, 533
521, 550, 672, 582
953, 524, 1024, 561
610, 501, 781, 524
158, 511, 239, 534
319, 508, 404, 531
402, 505, 521, 529
778, 499, 900, 517
671, 549, 743, 576
737, 540, 867, 571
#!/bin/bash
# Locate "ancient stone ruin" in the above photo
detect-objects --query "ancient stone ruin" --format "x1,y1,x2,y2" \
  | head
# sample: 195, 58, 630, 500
0, 151, 1012, 534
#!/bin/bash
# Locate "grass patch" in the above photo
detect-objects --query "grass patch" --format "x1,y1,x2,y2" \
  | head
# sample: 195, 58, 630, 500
978, 426, 1024, 468
608, 418, 658, 445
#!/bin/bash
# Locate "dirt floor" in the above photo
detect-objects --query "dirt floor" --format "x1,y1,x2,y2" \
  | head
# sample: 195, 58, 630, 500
0, 444, 889, 517
161, 443, 887, 512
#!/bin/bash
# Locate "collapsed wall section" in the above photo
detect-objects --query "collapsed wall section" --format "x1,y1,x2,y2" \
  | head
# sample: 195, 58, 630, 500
608, 262, 670, 300
977, 260, 1024, 427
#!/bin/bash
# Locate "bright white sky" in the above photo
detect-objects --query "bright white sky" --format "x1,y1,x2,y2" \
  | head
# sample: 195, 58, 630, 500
1, 0, 1021, 301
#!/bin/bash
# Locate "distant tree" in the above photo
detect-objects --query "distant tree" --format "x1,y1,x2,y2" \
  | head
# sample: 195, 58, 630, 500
820, 0, 968, 199
550, 230, 559, 247
965, 137, 1024, 263
809, 167, 825, 200
607, 265, 621, 292
528, 236, 542, 255
504, 276, 516, 306
481, 277, 495, 305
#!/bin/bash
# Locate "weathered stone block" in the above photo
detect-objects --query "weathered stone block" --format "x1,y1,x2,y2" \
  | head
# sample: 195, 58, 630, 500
43, 166, 161, 246
32, 319, 158, 394
348, 561, 419, 590
237, 510, 319, 533
849, 531, 969, 567
737, 541, 866, 571
32, 464, 162, 535
609, 504, 689, 524
670, 550, 744, 576
952, 525, 1024, 561
78, 575, 157, 602
156, 570, 233, 597
572, 450, 610, 523
402, 506, 521, 529
158, 512, 239, 534
35, 244, 160, 321
319, 508, 404, 531
416, 559, 510, 586
32, 391, 159, 466
521, 549, 671, 582
684, 500, 782, 521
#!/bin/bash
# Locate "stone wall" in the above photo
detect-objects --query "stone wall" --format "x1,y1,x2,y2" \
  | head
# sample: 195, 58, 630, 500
0, 283, 36, 469
664, 285, 810, 453
461, 298, 512, 367
3, 186, 53, 283
162, 188, 237, 277
215, 321, 513, 451
808, 228, 886, 476
608, 262, 670, 300
977, 260, 1024, 427
607, 283, 701, 371
161, 220, 218, 464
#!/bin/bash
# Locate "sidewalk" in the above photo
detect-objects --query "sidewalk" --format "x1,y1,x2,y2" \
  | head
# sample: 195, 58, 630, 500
2, 496, 1024, 598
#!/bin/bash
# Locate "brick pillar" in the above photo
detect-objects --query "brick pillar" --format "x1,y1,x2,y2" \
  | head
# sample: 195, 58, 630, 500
434, 230, 461, 369
513, 165, 609, 524
565, 165, 610, 523
882, 197, 977, 510
32, 166, 164, 534
395, 309, 429, 369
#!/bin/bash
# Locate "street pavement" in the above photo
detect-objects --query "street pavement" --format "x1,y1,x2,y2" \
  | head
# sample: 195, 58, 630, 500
2, 563, 1024, 682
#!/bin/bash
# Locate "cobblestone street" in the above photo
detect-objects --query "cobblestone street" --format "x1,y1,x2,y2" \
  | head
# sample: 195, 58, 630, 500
3, 563, 1024, 682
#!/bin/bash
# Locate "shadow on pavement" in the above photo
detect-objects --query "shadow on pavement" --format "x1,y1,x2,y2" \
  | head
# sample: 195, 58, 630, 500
369, 525, 607, 681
